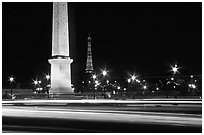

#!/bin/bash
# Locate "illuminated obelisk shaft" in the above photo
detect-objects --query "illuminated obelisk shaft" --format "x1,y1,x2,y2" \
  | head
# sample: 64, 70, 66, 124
49, 2, 74, 95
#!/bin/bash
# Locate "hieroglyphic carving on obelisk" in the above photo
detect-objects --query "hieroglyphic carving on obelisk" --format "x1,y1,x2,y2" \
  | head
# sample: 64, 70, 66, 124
49, 2, 74, 95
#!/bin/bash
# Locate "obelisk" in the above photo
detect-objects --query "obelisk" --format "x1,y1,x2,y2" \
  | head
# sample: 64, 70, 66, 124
48, 2, 74, 96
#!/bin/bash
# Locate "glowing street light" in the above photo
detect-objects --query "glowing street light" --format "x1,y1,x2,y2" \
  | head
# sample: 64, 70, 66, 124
45, 74, 50, 80
171, 64, 179, 74
102, 70, 107, 76
131, 75, 136, 81
8, 76, 15, 95
9, 76, 14, 83
34, 80, 38, 85
92, 74, 97, 79
32, 79, 38, 85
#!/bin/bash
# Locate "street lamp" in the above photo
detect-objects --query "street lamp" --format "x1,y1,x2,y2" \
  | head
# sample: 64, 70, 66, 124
33, 79, 41, 93
171, 64, 179, 74
102, 70, 107, 76
143, 85, 147, 90
131, 75, 136, 81
8, 76, 14, 95
34, 81, 38, 85
92, 74, 97, 80
45, 74, 50, 80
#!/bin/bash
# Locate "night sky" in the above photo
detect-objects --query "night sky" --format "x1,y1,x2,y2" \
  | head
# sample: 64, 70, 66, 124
2, 2, 202, 88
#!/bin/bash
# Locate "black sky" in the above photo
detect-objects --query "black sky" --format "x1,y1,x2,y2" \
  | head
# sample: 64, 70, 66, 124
2, 2, 202, 87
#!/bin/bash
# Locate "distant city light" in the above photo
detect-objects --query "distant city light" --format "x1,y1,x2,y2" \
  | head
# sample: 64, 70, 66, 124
195, 80, 197, 82
127, 79, 131, 83
136, 79, 140, 83
143, 85, 147, 90
95, 80, 99, 86
189, 84, 196, 89
36, 88, 43, 91
167, 81, 170, 85
117, 86, 120, 90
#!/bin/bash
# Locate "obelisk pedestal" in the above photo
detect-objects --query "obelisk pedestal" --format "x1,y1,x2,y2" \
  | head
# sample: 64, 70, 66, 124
49, 2, 75, 98
49, 57, 73, 94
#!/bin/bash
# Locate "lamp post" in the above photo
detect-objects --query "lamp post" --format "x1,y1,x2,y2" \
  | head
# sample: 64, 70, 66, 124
8, 76, 14, 96
170, 64, 180, 98
102, 70, 107, 76
33, 79, 38, 93
45, 74, 51, 96
171, 64, 180, 75
45, 74, 50, 80
101, 69, 108, 98
92, 74, 97, 80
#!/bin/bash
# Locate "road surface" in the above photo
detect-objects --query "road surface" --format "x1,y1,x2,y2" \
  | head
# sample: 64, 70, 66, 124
2, 99, 202, 133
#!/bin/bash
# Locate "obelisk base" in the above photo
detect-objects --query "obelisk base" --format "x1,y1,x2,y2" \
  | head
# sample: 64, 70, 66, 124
49, 57, 76, 99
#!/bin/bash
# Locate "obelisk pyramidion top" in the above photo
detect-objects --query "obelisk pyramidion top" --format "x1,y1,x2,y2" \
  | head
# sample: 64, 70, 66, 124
52, 2, 69, 57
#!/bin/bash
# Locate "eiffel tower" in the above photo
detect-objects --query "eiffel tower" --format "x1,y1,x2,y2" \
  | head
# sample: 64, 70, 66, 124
85, 34, 94, 74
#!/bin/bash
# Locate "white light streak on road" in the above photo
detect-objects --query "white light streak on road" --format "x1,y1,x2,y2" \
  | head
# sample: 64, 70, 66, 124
2, 106, 201, 127
2, 99, 202, 105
